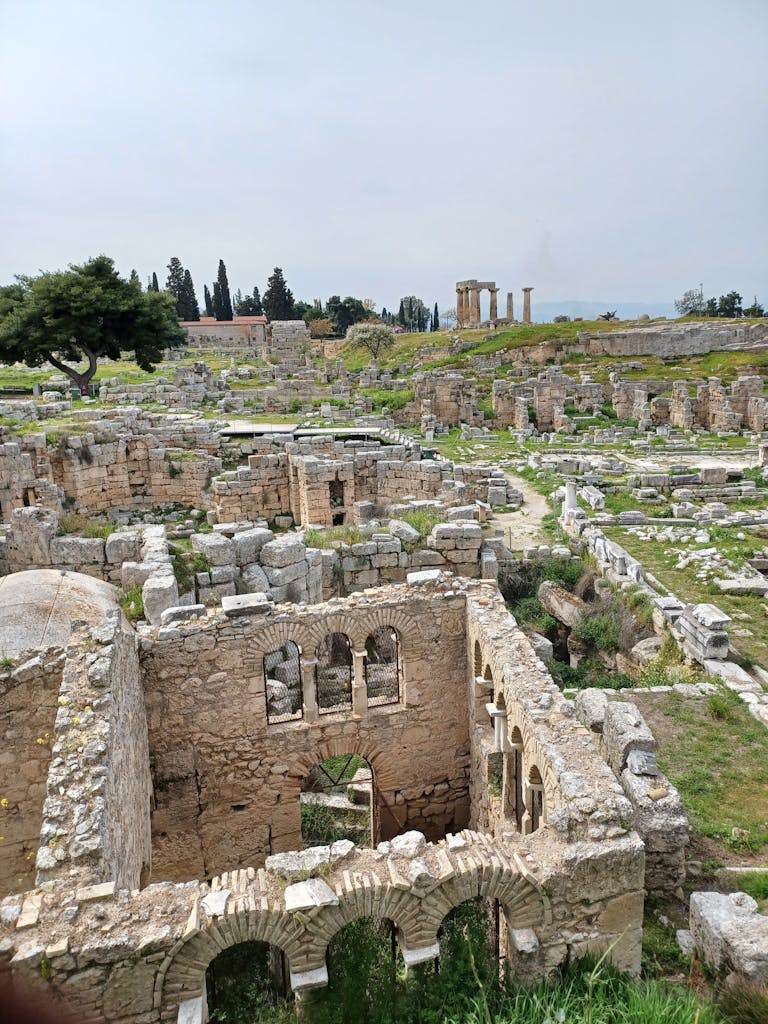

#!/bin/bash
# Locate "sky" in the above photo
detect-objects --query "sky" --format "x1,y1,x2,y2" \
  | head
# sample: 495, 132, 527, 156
1, 0, 766, 318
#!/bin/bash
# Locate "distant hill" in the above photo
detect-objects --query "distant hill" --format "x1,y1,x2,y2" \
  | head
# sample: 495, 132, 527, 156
532, 300, 676, 323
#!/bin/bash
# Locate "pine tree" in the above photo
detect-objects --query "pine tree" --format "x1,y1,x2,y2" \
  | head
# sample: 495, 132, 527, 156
263, 267, 295, 321
433, 302, 440, 332
212, 281, 224, 320
165, 258, 186, 317
216, 260, 233, 321
183, 269, 200, 321
203, 285, 214, 317
151, 272, 159, 292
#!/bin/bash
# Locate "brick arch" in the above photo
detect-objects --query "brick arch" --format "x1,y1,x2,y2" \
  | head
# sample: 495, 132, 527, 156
344, 606, 421, 654
503, 703, 559, 814
288, 734, 401, 792
157, 906, 306, 1011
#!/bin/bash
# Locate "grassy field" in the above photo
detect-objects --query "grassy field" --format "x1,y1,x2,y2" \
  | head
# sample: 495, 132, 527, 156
629, 688, 768, 860
604, 525, 768, 667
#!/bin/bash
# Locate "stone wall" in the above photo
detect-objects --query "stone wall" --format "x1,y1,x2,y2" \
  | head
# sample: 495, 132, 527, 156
140, 587, 472, 881
0, 648, 64, 897
35, 613, 152, 892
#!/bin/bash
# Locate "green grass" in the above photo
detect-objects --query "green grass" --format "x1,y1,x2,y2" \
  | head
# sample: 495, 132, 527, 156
396, 507, 445, 540
304, 525, 365, 549
631, 688, 768, 854
358, 386, 415, 411
119, 586, 144, 623
57, 512, 114, 540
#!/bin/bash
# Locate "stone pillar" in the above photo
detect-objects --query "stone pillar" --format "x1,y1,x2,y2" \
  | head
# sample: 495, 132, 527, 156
470, 288, 481, 327
300, 658, 318, 723
506, 292, 514, 320
489, 288, 498, 321
352, 650, 367, 718
486, 702, 508, 752
522, 287, 533, 324
456, 287, 464, 327
562, 479, 578, 513
759, 443, 768, 467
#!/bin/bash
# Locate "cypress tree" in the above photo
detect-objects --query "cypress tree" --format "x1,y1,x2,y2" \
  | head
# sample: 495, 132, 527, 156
397, 300, 406, 328
212, 281, 224, 320
433, 302, 440, 332
203, 285, 214, 317
151, 272, 160, 292
263, 267, 295, 321
251, 286, 264, 315
129, 269, 140, 288
166, 258, 186, 317
217, 260, 233, 321
183, 269, 200, 321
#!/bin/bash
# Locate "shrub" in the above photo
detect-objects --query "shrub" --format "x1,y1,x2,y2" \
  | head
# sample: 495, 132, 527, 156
58, 513, 113, 540
707, 692, 736, 722
398, 508, 444, 539
573, 612, 620, 652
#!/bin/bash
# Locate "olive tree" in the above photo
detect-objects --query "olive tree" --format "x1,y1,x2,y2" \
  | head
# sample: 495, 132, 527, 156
346, 323, 396, 361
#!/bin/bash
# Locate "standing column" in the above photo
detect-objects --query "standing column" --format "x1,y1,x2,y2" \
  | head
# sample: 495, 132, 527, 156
470, 288, 481, 327
300, 658, 318, 723
456, 287, 464, 327
506, 292, 514, 320
460, 287, 468, 327
489, 288, 498, 321
352, 650, 367, 718
522, 287, 533, 324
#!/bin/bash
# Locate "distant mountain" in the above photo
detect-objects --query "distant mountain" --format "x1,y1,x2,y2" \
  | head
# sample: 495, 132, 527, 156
531, 300, 677, 323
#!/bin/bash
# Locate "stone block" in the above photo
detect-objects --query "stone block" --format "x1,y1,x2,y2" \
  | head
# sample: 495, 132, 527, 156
222, 592, 273, 617
603, 702, 655, 772
260, 536, 306, 568
232, 527, 274, 566
105, 530, 140, 564
50, 536, 105, 565
142, 573, 180, 626
191, 531, 235, 566
573, 688, 609, 733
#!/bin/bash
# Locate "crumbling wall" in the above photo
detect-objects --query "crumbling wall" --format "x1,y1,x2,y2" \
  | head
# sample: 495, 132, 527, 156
140, 588, 472, 882
0, 649, 64, 897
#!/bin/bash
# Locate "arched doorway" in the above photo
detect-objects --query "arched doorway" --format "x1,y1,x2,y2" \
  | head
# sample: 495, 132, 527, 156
300, 754, 375, 848
205, 940, 289, 1021
263, 641, 303, 723
364, 626, 400, 707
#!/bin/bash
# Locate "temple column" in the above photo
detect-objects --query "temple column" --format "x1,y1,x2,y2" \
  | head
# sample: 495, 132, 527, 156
456, 287, 464, 327
506, 292, 514, 320
470, 288, 481, 327
489, 288, 498, 321
522, 287, 533, 324
460, 287, 468, 327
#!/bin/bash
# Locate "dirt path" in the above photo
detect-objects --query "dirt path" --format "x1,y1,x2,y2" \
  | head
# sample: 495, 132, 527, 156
489, 473, 553, 551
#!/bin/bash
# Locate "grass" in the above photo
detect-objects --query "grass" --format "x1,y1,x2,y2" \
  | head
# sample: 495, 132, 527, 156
630, 688, 768, 855
119, 586, 144, 623
396, 507, 445, 540
358, 386, 415, 411
304, 525, 365, 549
605, 526, 768, 667
58, 513, 114, 540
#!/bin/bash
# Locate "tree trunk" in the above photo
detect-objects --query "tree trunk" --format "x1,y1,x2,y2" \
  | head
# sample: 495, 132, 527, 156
47, 346, 98, 395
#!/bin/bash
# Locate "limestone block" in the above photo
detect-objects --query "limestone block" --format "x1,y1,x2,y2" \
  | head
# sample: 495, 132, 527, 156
240, 563, 270, 593
260, 536, 306, 568
222, 593, 272, 617
142, 572, 179, 626
105, 530, 141, 564
703, 659, 763, 693
690, 891, 765, 976
121, 561, 155, 590
574, 688, 609, 733
390, 830, 426, 857
232, 527, 274, 566
264, 560, 308, 587
603, 702, 655, 772
191, 532, 235, 567
387, 520, 421, 544
210, 565, 238, 585
537, 580, 588, 630
50, 536, 105, 565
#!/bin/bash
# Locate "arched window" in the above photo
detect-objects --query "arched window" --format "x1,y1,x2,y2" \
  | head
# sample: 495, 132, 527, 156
505, 727, 524, 830
527, 765, 544, 833
473, 640, 482, 677
365, 627, 400, 707
262, 641, 302, 724
316, 632, 353, 714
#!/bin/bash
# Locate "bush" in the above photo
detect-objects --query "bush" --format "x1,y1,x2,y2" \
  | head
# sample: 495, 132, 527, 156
573, 612, 621, 652
398, 508, 444, 540
58, 513, 113, 540
707, 692, 736, 722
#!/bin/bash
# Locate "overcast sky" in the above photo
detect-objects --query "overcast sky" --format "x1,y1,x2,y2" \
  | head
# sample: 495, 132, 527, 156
1, 0, 766, 316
